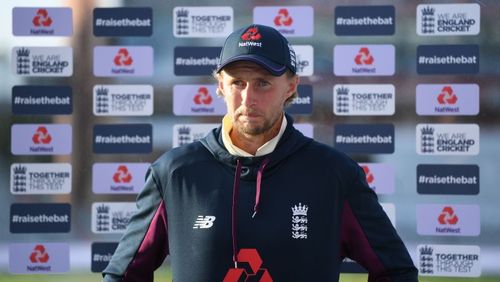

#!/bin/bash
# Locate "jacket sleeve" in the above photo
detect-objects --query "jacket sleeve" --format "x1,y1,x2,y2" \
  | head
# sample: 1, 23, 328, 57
340, 165, 418, 282
102, 168, 169, 282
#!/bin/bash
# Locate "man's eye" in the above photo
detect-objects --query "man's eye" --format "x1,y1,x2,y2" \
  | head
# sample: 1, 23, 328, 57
258, 80, 270, 87
233, 80, 245, 87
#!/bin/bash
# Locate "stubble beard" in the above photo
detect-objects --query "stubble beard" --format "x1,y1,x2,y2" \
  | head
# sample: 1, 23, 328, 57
234, 109, 281, 137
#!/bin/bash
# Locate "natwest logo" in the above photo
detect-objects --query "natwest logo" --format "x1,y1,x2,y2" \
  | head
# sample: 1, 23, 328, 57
33, 9, 53, 27
362, 165, 374, 184
358, 163, 395, 195
241, 26, 261, 41
94, 46, 153, 77
193, 87, 213, 105
32, 126, 52, 144
416, 204, 480, 236
274, 9, 293, 26
416, 84, 479, 116
334, 45, 394, 76
113, 48, 133, 66
30, 244, 50, 263
173, 85, 225, 116
113, 165, 132, 183
354, 47, 374, 65
224, 248, 272, 282
12, 124, 72, 155
437, 86, 457, 105
253, 6, 313, 37
438, 206, 459, 225
13, 7, 73, 36
9, 243, 70, 274
93, 163, 149, 194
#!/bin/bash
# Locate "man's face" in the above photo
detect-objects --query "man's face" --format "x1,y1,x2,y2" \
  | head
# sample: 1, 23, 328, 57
218, 61, 298, 137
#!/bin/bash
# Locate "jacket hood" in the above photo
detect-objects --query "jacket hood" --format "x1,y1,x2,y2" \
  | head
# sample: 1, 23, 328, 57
199, 113, 312, 180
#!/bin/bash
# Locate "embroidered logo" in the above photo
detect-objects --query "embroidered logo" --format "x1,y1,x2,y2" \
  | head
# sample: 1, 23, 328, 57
239, 27, 262, 48
291, 203, 308, 239
193, 215, 216, 229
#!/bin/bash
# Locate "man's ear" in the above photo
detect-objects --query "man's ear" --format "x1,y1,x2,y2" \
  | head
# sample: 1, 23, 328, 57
217, 79, 224, 97
286, 75, 300, 99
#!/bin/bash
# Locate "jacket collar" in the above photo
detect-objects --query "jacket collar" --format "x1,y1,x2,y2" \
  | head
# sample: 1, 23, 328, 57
200, 113, 312, 180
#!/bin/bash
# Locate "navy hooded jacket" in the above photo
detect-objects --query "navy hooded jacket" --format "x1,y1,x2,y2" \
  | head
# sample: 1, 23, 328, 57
102, 115, 418, 281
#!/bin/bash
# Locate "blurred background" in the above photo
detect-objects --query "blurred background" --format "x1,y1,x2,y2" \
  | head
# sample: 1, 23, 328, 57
1, 0, 499, 281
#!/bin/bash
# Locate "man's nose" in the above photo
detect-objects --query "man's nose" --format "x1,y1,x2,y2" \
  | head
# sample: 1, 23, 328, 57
241, 85, 257, 106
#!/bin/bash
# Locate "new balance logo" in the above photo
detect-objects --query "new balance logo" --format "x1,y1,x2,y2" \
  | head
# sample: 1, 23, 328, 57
193, 215, 216, 229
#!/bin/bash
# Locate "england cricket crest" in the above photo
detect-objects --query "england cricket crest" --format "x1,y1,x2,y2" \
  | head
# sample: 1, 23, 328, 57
291, 203, 308, 239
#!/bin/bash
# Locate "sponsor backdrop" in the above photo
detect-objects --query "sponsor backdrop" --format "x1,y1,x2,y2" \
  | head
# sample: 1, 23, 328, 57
1, 0, 499, 280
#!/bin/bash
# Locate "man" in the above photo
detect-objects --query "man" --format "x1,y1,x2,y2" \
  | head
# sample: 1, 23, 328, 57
102, 24, 418, 281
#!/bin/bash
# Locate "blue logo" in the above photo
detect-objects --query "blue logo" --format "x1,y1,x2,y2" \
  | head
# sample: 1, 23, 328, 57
417, 164, 479, 195
417, 44, 479, 74
12, 85, 72, 115
286, 85, 313, 115
93, 124, 152, 154
91, 242, 118, 272
334, 124, 394, 154
93, 7, 152, 36
174, 47, 221, 76
335, 5, 395, 36
10, 203, 71, 233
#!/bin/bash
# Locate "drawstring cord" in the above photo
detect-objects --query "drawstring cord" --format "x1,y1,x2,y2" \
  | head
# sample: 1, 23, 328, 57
231, 158, 270, 268
253, 158, 269, 218
232, 159, 242, 268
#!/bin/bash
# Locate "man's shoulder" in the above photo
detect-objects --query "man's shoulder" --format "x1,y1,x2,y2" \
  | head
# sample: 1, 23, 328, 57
299, 139, 361, 175
151, 141, 212, 173
306, 139, 355, 162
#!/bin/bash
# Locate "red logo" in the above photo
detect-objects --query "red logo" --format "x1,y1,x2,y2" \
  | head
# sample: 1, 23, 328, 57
437, 86, 458, 105
193, 87, 213, 105
241, 27, 261, 41
30, 245, 50, 263
114, 48, 133, 66
32, 9, 53, 27
274, 9, 293, 27
223, 249, 272, 282
438, 206, 459, 225
113, 165, 132, 183
32, 126, 52, 144
354, 47, 374, 65
361, 165, 374, 184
